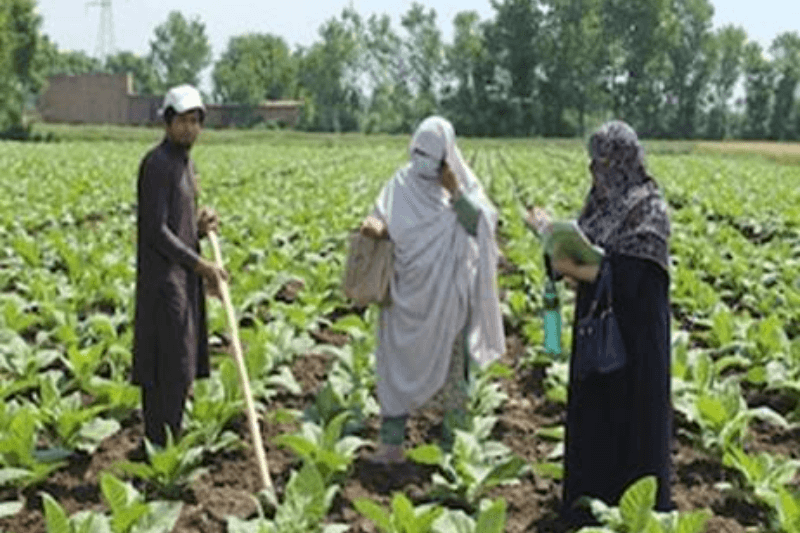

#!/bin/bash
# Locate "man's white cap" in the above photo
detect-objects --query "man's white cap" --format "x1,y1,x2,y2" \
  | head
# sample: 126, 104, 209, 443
159, 84, 205, 117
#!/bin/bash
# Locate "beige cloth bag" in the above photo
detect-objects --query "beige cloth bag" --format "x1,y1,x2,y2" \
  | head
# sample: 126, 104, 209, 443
343, 232, 394, 306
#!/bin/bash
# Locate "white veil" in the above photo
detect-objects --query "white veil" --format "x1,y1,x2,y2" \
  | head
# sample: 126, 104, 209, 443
372, 116, 505, 417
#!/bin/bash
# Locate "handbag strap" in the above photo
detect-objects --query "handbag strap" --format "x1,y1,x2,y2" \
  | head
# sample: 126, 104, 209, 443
584, 260, 614, 318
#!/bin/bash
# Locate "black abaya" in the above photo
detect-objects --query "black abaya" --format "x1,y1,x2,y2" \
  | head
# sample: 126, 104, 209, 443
562, 252, 673, 525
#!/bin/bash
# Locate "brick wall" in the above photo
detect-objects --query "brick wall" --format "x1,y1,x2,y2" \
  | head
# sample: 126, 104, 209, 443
128, 95, 162, 125
204, 103, 302, 128
37, 73, 303, 128
249, 103, 302, 126
39, 73, 133, 124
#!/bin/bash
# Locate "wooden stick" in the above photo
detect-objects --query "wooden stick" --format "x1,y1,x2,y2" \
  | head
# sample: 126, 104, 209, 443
207, 231, 274, 493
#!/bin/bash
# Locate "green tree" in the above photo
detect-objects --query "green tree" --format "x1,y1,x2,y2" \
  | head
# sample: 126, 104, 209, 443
539, 0, 608, 136
662, 0, 715, 138
7, 0, 44, 96
601, 0, 672, 135
400, 3, 444, 122
149, 11, 212, 90
359, 13, 399, 90
0, 5, 21, 130
445, 11, 483, 99
358, 14, 414, 133
442, 11, 493, 135
213, 33, 296, 104
44, 50, 102, 76
105, 51, 159, 94
768, 32, 800, 140
488, 0, 543, 135
705, 25, 747, 138
37, 36, 103, 77
363, 83, 414, 133
0, 0, 46, 131
296, 9, 362, 131
742, 42, 774, 139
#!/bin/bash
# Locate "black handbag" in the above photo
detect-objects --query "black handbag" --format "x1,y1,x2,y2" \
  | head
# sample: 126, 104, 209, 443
574, 261, 627, 378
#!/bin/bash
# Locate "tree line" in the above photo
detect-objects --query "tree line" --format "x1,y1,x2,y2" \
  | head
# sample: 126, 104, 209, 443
2, 0, 800, 140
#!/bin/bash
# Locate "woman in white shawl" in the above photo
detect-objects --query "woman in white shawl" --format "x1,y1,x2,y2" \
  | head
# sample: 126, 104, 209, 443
360, 116, 505, 464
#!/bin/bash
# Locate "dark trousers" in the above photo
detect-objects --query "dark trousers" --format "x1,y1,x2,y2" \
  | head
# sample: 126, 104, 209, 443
141, 381, 189, 447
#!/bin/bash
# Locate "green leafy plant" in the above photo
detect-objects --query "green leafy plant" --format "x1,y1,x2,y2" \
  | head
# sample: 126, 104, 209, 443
775, 487, 800, 533
691, 377, 788, 455
295, 258, 340, 319
101, 472, 182, 533
576, 476, 711, 533
717, 445, 800, 509
273, 411, 368, 484
185, 374, 243, 454
672, 345, 789, 456
237, 319, 305, 404
226, 463, 347, 533
406, 431, 527, 508
0, 404, 68, 489
468, 362, 511, 417
303, 381, 348, 429
354, 493, 445, 533
42, 491, 112, 533
543, 361, 570, 405
36, 372, 120, 454
112, 430, 206, 498
0, 327, 60, 382
431, 498, 507, 533
312, 315, 380, 428
62, 342, 107, 390
531, 425, 565, 481
1, 293, 40, 333
83, 377, 141, 421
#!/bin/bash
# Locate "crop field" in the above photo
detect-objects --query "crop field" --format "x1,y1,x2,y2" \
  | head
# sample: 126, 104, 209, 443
0, 128, 799, 533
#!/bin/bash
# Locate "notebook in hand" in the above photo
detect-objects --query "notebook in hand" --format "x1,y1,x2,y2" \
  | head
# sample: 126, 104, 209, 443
541, 220, 604, 266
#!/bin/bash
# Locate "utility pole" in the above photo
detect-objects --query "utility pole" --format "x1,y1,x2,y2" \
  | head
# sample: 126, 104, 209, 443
87, 0, 115, 62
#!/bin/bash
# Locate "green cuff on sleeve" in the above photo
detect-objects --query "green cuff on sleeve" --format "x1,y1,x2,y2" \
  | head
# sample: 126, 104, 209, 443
380, 415, 407, 445
452, 194, 480, 237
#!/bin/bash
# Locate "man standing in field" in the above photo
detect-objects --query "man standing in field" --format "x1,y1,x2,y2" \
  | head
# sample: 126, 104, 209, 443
132, 84, 228, 451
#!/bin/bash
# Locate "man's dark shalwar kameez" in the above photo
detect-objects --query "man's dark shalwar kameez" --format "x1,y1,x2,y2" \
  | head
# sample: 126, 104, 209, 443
133, 138, 209, 447
561, 121, 674, 526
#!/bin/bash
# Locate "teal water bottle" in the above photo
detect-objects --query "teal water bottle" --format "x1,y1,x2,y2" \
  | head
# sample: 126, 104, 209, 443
543, 257, 561, 355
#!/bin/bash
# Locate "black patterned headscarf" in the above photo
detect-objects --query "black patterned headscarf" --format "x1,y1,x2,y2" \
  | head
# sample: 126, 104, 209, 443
577, 121, 671, 271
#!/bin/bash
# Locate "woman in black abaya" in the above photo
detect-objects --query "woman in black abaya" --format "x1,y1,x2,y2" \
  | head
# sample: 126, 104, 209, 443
536, 121, 674, 526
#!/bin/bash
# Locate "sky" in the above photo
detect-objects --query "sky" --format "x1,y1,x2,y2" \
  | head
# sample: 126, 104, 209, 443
36, 0, 799, 93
